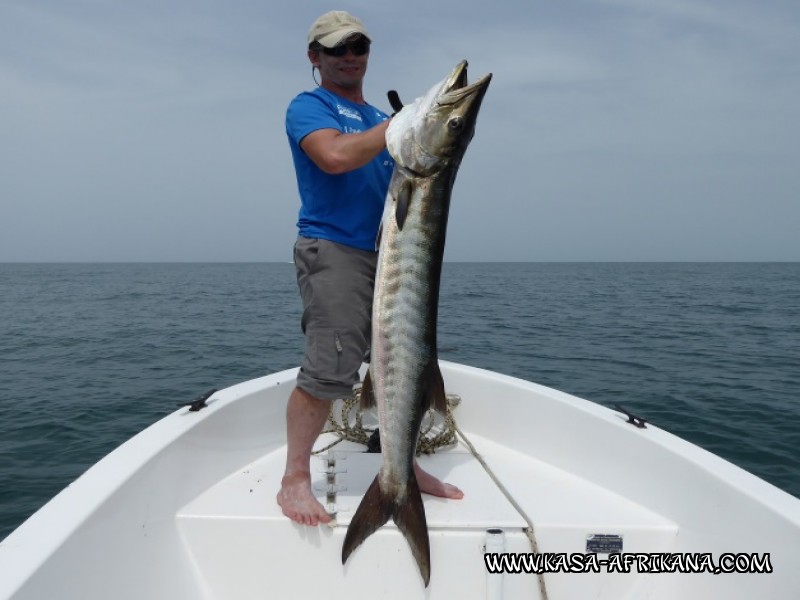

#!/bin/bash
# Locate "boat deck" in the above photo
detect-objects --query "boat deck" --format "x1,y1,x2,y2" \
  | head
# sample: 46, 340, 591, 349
177, 430, 676, 599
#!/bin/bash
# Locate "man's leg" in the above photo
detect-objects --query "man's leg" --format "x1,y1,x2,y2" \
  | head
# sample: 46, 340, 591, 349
279, 238, 372, 526
276, 387, 463, 526
276, 386, 332, 526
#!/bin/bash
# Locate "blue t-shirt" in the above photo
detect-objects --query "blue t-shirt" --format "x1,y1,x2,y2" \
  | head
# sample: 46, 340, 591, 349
286, 87, 394, 251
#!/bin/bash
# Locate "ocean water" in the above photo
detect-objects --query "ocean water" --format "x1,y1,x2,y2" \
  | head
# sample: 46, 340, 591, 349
1, 262, 798, 540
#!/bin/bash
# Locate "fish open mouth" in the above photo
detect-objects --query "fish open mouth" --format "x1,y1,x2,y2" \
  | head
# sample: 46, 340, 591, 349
438, 60, 492, 106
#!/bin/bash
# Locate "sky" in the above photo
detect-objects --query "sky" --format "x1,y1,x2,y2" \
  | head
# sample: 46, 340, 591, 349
1, 0, 798, 262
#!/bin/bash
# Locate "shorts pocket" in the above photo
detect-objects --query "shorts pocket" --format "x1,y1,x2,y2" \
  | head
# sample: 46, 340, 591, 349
306, 327, 363, 384
294, 237, 322, 277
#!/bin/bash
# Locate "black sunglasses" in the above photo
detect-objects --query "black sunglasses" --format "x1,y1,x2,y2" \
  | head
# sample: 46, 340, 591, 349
318, 37, 371, 57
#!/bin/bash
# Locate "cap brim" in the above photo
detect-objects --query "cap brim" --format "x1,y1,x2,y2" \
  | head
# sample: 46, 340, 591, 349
316, 29, 370, 48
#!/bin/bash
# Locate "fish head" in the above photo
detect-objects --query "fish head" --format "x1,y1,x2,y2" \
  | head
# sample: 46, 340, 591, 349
387, 60, 492, 177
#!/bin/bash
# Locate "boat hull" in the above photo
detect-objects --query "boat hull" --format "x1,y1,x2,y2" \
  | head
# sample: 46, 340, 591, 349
1, 362, 798, 599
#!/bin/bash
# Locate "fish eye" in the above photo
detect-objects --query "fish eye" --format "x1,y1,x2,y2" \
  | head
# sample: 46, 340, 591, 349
448, 117, 464, 131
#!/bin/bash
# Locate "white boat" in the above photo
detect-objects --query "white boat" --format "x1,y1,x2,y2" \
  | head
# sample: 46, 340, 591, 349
1, 361, 798, 599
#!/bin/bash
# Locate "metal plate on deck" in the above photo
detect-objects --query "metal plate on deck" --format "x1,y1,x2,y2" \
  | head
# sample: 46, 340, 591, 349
318, 447, 527, 530
586, 533, 624, 554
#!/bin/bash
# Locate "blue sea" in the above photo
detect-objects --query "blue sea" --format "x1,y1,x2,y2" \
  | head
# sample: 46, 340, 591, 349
1, 262, 799, 540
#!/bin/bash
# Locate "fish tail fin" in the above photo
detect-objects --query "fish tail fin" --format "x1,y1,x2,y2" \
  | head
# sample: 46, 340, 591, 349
342, 476, 392, 565
394, 473, 431, 586
342, 474, 431, 587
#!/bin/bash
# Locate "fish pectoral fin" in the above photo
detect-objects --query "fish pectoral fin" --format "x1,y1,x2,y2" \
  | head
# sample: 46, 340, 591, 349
360, 369, 376, 410
426, 359, 449, 415
342, 474, 431, 587
394, 178, 412, 231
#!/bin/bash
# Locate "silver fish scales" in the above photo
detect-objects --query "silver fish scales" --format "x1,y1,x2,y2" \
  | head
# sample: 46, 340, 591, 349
342, 60, 492, 587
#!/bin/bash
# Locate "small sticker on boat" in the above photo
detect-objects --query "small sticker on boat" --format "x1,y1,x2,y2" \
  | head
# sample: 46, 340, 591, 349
586, 534, 623, 554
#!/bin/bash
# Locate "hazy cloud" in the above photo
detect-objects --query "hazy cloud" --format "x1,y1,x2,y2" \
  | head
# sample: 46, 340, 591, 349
1, 0, 798, 261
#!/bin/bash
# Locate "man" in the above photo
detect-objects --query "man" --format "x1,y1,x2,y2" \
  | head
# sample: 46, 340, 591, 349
279, 11, 463, 526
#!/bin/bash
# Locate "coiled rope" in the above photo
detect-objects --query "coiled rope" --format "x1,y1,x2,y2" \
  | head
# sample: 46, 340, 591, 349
312, 386, 459, 456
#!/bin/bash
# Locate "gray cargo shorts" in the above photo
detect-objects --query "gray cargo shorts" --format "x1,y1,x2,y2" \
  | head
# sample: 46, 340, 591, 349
294, 237, 377, 400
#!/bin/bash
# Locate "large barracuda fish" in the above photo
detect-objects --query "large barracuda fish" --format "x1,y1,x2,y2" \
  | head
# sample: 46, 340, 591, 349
341, 60, 491, 587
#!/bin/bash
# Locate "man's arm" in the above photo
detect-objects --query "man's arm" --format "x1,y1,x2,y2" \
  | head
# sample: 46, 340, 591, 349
300, 119, 390, 175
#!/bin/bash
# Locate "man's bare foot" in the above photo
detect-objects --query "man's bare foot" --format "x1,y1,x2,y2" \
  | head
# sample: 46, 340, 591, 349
414, 462, 464, 499
277, 471, 332, 526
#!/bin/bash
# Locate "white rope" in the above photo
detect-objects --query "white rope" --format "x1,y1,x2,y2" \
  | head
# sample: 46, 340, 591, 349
454, 422, 550, 600
316, 389, 549, 598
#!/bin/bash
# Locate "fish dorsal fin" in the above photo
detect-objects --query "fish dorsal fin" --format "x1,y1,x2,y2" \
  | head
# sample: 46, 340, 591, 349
426, 359, 448, 414
395, 178, 412, 231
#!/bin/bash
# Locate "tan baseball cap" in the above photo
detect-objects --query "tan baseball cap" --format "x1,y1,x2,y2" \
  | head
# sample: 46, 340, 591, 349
307, 11, 371, 48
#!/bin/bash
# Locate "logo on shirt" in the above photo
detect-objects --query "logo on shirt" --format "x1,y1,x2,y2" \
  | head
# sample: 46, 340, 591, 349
337, 104, 363, 122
